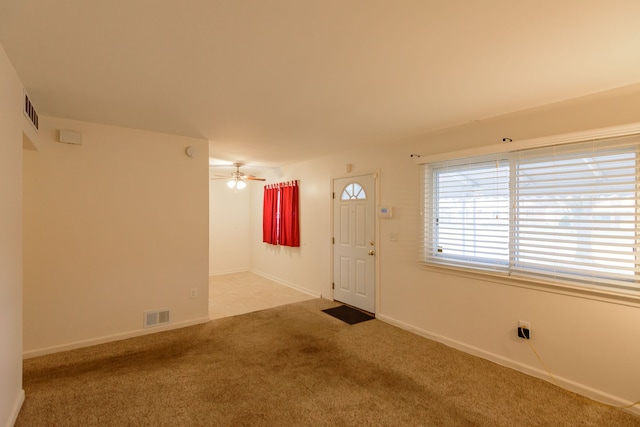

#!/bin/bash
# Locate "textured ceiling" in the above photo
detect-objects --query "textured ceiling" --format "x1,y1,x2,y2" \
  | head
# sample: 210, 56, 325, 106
2, 0, 640, 166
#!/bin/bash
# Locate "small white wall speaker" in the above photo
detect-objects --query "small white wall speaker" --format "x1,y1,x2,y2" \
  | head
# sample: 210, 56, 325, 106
59, 130, 83, 145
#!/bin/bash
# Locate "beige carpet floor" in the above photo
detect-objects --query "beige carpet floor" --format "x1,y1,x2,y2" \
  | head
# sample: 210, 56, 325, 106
16, 298, 639, 426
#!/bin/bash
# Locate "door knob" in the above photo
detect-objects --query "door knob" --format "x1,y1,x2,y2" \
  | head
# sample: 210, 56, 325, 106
368, 250, 375, 256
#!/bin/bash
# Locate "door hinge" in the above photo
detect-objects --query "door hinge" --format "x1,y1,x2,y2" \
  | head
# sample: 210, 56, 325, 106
332, 237, 334, 244
332, 282, 334, 289
332, 192, 335, 199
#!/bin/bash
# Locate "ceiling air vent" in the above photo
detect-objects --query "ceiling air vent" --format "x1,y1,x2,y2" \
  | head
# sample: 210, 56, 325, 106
23, 89, 39, 132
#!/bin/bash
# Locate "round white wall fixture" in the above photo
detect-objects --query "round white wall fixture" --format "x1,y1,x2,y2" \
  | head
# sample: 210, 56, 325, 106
185, 146, 195, 157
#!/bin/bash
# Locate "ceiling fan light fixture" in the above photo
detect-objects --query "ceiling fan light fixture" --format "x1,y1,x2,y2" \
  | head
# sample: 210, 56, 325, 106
213, 162, 265, 189
227, 177, 247, 190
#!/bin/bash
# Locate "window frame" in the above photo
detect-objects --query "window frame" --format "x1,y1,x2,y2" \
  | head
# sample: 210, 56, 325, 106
417, 124, 640, 304
428, 156, 511, 271
341, 182, 367, 200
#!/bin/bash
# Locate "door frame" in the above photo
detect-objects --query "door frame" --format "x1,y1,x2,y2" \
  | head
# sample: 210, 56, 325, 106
329, 170, 380, 314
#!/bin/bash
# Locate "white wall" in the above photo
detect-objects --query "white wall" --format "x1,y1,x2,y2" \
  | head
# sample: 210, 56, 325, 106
0, 44, 25, 427
249, 83, 640, 412
23, 117, 210, 356
248, 161, 329, 295
209, 176, 251, 275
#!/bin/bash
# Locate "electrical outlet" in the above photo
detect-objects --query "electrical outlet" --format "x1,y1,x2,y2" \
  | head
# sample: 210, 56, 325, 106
190, 288, 198, 299
518, 320, 531, 339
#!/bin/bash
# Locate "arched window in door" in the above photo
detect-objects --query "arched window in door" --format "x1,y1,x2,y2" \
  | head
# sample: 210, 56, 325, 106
341, 182, 367, 200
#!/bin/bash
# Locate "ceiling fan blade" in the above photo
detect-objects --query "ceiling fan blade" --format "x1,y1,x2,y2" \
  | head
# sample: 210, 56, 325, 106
209, 162, 266, 182
241, 175, 264, 181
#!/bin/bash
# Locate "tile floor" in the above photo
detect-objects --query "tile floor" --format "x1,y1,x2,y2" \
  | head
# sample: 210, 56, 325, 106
208, 271, 316, 319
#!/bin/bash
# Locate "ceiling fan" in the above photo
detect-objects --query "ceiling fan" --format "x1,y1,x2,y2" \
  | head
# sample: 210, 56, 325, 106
211, 162, 266, 190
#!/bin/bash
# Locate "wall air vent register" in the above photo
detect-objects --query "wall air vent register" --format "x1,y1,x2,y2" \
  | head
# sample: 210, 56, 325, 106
144, 309, 170, 328
23, 89, 39, 132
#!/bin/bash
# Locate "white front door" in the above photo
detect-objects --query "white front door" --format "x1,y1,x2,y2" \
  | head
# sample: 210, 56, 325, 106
332, 174, 376, 313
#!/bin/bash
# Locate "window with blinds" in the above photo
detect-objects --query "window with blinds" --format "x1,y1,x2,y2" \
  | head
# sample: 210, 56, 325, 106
422, 136, 640, 294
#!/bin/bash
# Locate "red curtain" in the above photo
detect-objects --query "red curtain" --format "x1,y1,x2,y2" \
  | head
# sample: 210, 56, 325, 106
263, 181, 300, 247
279, 182, 300, 247
262, 185, 279, 244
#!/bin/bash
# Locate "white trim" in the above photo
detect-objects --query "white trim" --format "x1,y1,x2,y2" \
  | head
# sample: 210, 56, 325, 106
209, 268, 250, 276
5, 389, 24, 427
23, 317, 211, 359
420, 263, 640, 309
376, 313, 640, 416
249, 269, 322, 298
374, 170, 380, 315
414, 122, 640, 164
329, 174, 335, 302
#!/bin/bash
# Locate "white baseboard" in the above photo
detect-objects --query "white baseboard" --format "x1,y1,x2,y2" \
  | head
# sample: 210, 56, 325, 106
209, 268, 249, 276
250, 269, 322, 299
23, 317, 211, 359
5, 389, 24, 427
376, 313, 640, 416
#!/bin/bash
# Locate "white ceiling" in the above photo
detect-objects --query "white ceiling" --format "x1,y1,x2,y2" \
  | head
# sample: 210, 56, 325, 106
2, 1, 640, 167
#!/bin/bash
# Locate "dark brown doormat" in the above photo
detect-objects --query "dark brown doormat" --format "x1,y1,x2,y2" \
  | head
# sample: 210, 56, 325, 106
322, 305, 374, 325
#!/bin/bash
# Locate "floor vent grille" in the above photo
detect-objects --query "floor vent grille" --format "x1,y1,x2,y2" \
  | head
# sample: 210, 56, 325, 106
144, 309, 171, 328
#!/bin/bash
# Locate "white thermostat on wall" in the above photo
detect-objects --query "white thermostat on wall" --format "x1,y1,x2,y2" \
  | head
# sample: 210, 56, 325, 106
378, 206, 393, 218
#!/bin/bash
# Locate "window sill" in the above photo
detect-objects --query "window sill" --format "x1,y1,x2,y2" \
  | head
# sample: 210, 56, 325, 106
419, 262, 640, 308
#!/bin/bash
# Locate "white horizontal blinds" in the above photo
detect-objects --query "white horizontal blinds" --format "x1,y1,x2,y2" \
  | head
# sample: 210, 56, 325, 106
511, 139, 640, 291
427, 156, 510, 272
420, 165, 432, 263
